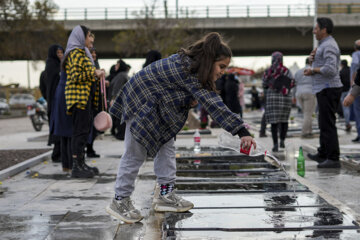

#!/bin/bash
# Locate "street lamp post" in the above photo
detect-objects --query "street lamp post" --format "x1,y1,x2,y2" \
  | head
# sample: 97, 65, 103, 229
27, 61, 30, 89
313, 0, 318, 49
176, 0, 178, 19
164, 0, 168, 18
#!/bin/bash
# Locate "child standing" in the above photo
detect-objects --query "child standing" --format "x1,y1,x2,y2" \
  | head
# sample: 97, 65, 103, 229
106, 32, 256, 223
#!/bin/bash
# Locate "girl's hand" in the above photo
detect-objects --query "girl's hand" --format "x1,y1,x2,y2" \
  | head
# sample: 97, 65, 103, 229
343, 94, 355, 107
240, 136, 256, 150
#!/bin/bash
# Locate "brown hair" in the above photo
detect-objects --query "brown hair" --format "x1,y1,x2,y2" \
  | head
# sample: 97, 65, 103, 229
179, 32, 232, 91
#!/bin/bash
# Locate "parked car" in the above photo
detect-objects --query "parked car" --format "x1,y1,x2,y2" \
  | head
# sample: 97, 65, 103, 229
0, 98, 10, 114
9, 93, 35, 107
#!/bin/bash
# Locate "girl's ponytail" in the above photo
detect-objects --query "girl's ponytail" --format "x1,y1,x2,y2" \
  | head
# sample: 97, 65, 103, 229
179, 32, 232, 91
202, 32, 222, 59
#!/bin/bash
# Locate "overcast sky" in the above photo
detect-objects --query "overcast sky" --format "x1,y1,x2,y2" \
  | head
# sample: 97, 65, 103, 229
51, 0, 314, 9
3, 0, 318, 87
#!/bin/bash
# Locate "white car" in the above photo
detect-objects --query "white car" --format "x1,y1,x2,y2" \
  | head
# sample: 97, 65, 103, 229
0, 98, 10, 114
9, 93, 35, 107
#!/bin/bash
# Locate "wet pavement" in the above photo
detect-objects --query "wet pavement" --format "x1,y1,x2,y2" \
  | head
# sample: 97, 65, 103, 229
0, 113, 360, 239
161, 146, 359, 239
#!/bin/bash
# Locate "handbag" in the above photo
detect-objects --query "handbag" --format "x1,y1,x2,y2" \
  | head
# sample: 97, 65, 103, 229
94, 75, 113, 131
269, 74, 294, 96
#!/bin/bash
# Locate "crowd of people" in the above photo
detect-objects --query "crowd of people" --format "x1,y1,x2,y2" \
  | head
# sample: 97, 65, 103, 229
37, 16, 360, 223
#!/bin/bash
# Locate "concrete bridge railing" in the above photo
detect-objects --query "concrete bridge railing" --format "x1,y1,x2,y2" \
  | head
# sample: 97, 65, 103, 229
52, 4, 316, 20
49, 3, 360, 21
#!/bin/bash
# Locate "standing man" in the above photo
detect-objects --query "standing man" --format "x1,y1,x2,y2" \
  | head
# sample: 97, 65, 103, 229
304, 17, 343, 168
294, 57, 316, 138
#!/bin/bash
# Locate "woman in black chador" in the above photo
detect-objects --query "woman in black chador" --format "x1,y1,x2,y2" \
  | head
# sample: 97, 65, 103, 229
45, 44, 64, 162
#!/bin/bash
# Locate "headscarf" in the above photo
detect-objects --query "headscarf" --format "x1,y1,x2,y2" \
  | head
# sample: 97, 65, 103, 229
47, 44, 63, 64
106, 59, 127, 82
118, 59, 128, 72
143, 50, 162, 68
263, 51, 289, 82
62, 25, 94, 67
45, 44, 64, 120
90, 47, 100, 69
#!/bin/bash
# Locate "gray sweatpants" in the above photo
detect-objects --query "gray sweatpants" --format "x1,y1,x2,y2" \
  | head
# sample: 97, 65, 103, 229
114, 120, 176, 197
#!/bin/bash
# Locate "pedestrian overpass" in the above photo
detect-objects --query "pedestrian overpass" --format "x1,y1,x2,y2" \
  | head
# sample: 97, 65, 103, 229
26, 4, 360, 58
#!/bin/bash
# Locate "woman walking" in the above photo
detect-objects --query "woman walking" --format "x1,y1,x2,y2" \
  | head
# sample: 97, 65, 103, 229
263, 51, 294, 152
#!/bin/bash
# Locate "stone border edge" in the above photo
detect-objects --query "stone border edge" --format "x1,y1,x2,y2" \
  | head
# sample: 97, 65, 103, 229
0, 150, 52, 181
300, 143, 360, 225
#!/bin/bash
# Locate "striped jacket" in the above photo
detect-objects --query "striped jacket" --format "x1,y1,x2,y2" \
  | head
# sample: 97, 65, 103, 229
110, 53, 248, 157
64, 48, 99, 113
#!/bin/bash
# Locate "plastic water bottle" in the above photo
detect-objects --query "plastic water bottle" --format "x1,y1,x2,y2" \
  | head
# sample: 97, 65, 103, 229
193, 129, 201, 153
297, 146, 305, 177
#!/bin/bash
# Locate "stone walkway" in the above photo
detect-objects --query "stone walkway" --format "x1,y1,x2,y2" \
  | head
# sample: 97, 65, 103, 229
0, 114, 360, 239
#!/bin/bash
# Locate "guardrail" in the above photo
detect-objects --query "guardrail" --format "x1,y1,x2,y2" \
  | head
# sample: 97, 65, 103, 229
49, 3, 360, 21
51, 4, 316, 20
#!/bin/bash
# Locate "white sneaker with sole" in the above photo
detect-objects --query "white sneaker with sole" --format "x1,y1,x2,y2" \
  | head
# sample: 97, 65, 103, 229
154, 191, 194, 212
106, 197, 143, 223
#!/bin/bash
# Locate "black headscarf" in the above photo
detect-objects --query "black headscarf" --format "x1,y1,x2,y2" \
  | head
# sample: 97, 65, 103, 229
118, 59, 128, 72
45, 44, 64, 116
143, 50, 162, 68
109, 60, 130, 100
106, 59, 123, 82
90, 47, 100, 69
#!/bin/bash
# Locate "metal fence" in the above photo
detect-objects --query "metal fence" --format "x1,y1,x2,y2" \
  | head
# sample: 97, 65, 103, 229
51, 4, 316, 21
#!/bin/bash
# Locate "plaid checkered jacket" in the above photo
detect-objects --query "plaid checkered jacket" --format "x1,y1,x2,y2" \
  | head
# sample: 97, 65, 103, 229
64, 48, 99, 113
110, 54, 246, 157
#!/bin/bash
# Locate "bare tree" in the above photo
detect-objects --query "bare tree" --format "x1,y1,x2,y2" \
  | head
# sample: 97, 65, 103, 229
0, 0, 67, 60
112, 1, 200, 58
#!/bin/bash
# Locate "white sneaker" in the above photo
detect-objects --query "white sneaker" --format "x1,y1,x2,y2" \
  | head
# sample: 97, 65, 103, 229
154, 191, 194, 212
106, 197, 143, 223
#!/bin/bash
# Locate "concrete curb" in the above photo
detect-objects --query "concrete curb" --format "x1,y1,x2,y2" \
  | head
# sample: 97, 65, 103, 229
303, 143, 360, 170
290, 171, 360, 225
0, 150, 52, 180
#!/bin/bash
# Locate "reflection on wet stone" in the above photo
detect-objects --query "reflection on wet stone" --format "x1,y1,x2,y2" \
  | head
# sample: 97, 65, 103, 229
113, 222, 144, 240
163, 147, 360, 239
162, 212, 194, 239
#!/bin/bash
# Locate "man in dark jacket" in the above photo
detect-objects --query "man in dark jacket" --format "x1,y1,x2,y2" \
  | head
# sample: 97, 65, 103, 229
339, 59, 351, 131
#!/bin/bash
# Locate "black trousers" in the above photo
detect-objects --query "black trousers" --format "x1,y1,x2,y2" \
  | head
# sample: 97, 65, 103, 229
60, 136, 72, 169
260, 112, 267, 134
51, 140, 61, 161
316, 87, 342, 161
271, 122, 288, 145
71, 104, 92, 157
